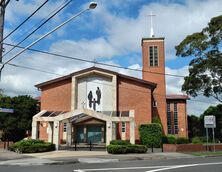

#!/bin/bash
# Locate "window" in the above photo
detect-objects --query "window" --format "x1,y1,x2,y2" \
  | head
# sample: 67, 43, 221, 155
149, 46, 158, 67
63, 122, 67, 132
167, 103, 172, 134
122, 122, 126, 133
174, 103, 178, 134
153, 101, 157, 107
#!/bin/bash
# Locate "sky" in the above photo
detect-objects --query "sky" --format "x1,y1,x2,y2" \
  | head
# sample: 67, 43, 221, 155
0, 0, 221, 115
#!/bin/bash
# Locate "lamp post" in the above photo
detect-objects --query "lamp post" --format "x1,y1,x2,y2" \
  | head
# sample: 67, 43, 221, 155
0, 2, 97, 78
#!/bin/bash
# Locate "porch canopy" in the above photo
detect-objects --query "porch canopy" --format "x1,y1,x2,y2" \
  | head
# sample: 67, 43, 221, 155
32, 109, 135, 149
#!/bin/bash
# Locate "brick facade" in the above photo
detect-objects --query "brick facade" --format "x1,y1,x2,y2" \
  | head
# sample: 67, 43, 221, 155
34, 37, 188, 144
142, 38, 167, 134
117, 76, 153, 141
40, 78, 72, 111
166, 99, 188, 138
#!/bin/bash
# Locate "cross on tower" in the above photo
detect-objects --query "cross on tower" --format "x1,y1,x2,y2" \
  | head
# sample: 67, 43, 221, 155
148, 11, 156, 38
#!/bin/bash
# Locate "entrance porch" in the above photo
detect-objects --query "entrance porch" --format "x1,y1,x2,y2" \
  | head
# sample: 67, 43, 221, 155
32, 109, 135, 150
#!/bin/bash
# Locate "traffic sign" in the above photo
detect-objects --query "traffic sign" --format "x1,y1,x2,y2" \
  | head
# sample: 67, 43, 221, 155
0, 108, 14, 113
204, 115, 216, 128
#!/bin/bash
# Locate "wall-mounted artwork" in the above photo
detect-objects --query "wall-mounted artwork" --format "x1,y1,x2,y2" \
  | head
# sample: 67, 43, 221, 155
88, 87, 101, 111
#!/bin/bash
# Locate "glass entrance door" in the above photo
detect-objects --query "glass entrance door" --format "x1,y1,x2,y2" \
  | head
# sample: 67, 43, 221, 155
87, 125, 102, 143
76, 125, 84, 143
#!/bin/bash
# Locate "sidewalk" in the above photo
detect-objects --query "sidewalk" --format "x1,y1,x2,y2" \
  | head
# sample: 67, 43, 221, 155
0, 148, 195, 166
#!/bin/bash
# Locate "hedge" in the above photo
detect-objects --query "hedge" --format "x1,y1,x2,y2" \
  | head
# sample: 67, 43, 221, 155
176, 137, 189, 144
162, 135, 176, 144
9, 139, 55, 153
107, 144, 147, 154
110, 140, 130, 145
139, 123, 163, 148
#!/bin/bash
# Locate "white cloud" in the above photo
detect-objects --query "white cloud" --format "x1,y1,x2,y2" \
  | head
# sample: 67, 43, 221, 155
1, 0, 221, 116
91, 0, 222, 59
165, 66, 188, 94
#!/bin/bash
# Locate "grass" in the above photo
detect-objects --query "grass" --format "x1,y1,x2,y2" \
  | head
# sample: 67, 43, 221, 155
191, 151, 222, 156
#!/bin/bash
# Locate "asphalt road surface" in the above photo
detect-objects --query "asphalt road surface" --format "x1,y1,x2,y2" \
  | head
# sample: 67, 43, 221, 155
0, 156, 222, 172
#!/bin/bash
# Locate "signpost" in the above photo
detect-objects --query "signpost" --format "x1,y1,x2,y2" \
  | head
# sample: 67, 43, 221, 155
0, 108, 14, 113
204, 115, 216, 152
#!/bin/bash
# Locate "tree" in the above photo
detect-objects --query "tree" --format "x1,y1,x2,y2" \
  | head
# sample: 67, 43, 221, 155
188, 115, 203, 139
175, 15, 222, 102
200, 104, 222, 142
0, 95, 39, 142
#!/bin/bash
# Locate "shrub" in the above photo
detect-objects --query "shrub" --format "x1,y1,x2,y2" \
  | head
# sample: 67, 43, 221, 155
107, 145, 127, 154
110, 140, 130, 145
107, 144, 147, 154
192, 137, 202, 144
162, 135, 176, 144
176, 137, 189, 144
139, 123, 163, 148
126, 145, 147, 153
10, 139, 55, 153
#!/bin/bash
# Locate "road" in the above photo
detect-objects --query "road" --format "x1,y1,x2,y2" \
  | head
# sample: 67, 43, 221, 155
0, 156, 222, 172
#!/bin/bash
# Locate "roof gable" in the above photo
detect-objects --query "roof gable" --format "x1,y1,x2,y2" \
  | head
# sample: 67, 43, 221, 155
35, 67, 157, 89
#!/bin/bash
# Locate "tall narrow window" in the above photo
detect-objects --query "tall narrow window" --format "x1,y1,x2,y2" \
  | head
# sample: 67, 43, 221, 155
174, 103, 178, 134
149, 46, 158, 67
63, 122, 67, 132
122, 122, 126, 133
167, 103, 171, 134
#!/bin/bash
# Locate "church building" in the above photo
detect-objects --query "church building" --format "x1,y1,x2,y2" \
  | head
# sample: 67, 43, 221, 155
32, 36, 188, 149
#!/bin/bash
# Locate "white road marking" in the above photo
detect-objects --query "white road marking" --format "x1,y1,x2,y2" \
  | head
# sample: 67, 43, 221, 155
146, 161, 222, 172
73, 166, 173, 172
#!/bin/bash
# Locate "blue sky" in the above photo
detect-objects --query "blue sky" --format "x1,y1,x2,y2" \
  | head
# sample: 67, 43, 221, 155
1, 0, 222, 115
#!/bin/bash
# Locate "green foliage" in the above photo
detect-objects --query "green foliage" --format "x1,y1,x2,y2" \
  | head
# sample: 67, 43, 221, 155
175, 15, 222, 102
139, 123, 163, 148
176, 137, 190, 144
126, 145, 148, 153
110, 140, 130, 145
9, 139, 55, 153
0, 95, 38, 142
192, 137, 203, 144
162, 135, 176, 144
152, 116, 162, 125
200, 104, 222, 142
188, 115, 203, 139
107, 145, 127, 154
107, 144, 147, 154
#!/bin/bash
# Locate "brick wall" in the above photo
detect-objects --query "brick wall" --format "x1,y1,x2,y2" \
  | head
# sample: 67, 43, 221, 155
142, 38, 167, 134
167, 99, 188, 138
40, 78, 72, 111
117, 76, 152, 141
39, 121, 48, 141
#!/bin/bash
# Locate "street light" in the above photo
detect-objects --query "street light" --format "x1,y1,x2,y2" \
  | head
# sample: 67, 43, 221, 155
0, 2, 97, 79
89, 2, 97, 9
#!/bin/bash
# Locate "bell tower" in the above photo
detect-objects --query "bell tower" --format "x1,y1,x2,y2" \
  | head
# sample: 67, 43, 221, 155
141, 12, 167, 134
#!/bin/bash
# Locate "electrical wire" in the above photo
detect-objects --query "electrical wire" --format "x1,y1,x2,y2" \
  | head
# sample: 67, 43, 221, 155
3, 0, 71, 51
3, 42, 187, 78
2, 0, 73, 59
1, 0, 49, 43
3, 61, 218, 106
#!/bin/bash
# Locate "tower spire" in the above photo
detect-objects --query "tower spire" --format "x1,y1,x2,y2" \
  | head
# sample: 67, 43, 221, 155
148, 11, 156, 38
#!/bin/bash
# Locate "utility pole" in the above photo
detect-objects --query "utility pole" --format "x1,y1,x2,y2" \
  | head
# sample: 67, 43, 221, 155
0, 0, 11, 64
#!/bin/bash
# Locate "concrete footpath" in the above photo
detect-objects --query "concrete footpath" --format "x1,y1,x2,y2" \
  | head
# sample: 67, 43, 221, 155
0, 149, 196, 166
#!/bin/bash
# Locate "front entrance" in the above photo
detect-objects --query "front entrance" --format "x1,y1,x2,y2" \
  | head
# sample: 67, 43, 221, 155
75, 124, 105, 144
87, 125, 102, 143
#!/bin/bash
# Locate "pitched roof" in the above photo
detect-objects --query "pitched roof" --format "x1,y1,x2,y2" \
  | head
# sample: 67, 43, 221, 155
166, 94, 189, 100
35, 66, 157, 89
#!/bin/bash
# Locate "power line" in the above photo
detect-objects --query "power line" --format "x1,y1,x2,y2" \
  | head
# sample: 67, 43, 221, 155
3, 61, 218, 106
2, 0, 73, 59
3, 42, 187, 78
0, 1, 96, 79
3, 0, 72, 51
1, 0, 49, 43
7, 62, 62, 76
